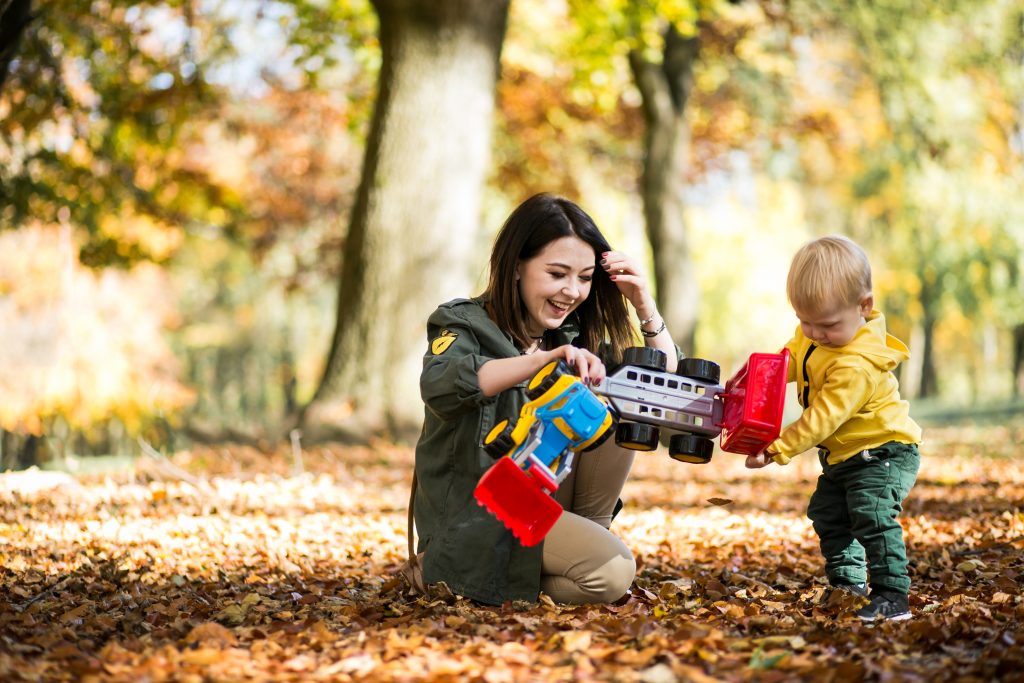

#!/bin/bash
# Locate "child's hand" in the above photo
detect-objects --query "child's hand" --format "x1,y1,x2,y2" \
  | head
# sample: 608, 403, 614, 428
745, 451, 773, 469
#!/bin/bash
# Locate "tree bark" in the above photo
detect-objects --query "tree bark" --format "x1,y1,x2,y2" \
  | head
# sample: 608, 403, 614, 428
304, 0, 510, 440
0, 0, 31, 95
628, 25, 701, 355
1012, 323, 1024, 399
917, 275, 939, 399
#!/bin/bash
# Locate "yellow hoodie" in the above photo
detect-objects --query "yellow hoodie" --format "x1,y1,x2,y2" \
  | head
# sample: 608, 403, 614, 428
769, 310, 922, 466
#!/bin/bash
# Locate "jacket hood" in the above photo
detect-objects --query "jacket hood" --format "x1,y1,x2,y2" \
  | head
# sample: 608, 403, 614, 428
832, 310, 909, 371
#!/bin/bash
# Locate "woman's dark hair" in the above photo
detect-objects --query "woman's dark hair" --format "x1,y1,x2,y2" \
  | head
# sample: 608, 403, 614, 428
482, 193, 634, 360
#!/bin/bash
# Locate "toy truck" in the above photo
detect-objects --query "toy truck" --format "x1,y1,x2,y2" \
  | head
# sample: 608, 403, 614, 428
473, 360, 614, 546
474, 348, 788, 546
594, 347, 789, 463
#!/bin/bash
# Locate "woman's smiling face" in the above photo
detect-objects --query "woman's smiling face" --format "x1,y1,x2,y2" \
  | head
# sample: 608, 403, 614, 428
517, 235, 596, 336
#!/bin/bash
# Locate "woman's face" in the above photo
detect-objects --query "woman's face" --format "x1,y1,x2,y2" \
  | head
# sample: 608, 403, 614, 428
517, 235, 595, 336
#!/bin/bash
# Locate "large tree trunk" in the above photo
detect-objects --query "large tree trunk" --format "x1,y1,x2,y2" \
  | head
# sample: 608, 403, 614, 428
628, 25, 701, 355
303, 0, 509, 441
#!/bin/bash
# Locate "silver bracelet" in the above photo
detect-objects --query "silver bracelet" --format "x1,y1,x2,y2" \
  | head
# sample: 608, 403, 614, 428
641, 320, 666, 338
639, 312, 659, 327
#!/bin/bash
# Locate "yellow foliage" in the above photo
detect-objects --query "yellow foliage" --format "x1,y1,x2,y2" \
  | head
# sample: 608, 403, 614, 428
99, 209, 183, 261
0, 224, 193, 435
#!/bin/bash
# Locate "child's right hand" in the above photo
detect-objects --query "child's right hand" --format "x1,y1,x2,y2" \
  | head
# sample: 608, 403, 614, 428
745, 451, 773, 469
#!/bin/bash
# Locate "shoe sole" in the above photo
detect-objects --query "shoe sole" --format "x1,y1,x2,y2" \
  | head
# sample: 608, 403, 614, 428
859, 612, 912, 623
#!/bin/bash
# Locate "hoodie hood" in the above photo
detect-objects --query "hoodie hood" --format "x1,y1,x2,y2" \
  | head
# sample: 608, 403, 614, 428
828, 310, 908, 372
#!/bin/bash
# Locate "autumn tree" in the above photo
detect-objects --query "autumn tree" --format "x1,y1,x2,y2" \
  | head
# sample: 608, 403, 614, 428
303, 0, 511, 440
557, 1, 792, 355
0, 0, 373, 455
786, 0, 1024, 399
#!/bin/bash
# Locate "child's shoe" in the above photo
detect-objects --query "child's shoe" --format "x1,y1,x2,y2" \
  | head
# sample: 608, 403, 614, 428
856, 590, 911, 622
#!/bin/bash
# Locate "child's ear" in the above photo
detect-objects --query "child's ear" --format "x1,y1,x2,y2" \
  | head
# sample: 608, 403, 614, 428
859, 294, 874, 316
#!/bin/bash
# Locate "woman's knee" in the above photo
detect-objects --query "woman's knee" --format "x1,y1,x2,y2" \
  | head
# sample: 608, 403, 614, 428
596, 551, 637, 602
574, 547, 636, 603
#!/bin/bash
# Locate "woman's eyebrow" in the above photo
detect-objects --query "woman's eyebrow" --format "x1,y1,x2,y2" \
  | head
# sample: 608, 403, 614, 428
546, 261, 596, 272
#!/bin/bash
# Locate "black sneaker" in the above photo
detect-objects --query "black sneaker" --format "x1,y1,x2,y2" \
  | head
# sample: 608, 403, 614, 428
856, 590, 911, 622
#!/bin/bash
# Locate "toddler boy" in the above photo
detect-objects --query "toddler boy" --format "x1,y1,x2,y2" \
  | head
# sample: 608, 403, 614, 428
747, 235, 922, 622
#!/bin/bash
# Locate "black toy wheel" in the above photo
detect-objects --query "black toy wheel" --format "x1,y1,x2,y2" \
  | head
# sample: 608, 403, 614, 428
526, 360, 572, 400
676, 358, 721, 384
668, 433, 714, 464
615, 422, 660, 451
621, 346, 667, 372
581, 416, 616, 452
483, 419, 517, 458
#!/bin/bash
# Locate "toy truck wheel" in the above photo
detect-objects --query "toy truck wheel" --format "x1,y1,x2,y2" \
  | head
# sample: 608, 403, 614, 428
621, 346, 667, 372
668, 433, 714, 464
676, 358, 720, 384
615, 422, 660, 451
581, 416, 616, 452
526, 360, 572, 401
483, 419, 517, 458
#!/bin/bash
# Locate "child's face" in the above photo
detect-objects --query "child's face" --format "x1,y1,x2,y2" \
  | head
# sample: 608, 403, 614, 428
794, 295, 873, 348
517, 235, 595, 336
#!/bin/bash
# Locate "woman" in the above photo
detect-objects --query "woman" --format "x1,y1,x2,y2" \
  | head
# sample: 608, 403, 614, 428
413, 193, 679, 605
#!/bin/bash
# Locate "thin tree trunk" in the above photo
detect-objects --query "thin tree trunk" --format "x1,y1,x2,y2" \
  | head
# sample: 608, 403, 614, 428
628, 25, 701, 355
917, 276, 939, 399
303, 0, 509, 441
1012, 323, 1024, 399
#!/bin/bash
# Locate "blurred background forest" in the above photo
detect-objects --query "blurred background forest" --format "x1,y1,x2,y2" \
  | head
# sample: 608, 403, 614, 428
1, 0, 1022, 468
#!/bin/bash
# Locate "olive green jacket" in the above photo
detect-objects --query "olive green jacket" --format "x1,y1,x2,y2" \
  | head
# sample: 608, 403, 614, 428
413, 297, 581, 605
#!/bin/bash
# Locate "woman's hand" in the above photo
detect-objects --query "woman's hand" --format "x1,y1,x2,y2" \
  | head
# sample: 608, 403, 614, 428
601, 250, 657, 320
547, 345, 606, 387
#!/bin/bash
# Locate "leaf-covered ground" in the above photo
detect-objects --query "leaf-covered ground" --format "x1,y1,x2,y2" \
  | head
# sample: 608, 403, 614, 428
2, 422, 1022, 682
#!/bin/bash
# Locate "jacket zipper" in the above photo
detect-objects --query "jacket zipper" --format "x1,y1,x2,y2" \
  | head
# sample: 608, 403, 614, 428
801, 343, 817, 408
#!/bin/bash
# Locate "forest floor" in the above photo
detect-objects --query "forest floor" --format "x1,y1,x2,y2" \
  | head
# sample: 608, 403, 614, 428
1, 421, 1022, 682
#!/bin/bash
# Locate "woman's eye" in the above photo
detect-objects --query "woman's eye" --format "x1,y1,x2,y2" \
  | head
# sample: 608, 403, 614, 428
580, 276, 592, 283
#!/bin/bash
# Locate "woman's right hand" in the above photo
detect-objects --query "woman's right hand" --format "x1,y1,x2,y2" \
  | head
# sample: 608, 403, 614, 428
546, 345, 606, 387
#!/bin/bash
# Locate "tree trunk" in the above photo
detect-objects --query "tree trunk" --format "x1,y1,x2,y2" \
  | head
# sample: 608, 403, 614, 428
1013, 322, 1024, 399
0, 0, 31, 95
628, 25, 701, 355
304, 0, 510, 441
917, 276, 939, 399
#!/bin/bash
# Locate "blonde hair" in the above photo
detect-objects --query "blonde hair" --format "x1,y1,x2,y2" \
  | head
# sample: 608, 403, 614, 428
787, 235, 872, 313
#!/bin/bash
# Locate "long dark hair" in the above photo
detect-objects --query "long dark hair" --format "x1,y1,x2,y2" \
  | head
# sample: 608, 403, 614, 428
482, 193, 634, 361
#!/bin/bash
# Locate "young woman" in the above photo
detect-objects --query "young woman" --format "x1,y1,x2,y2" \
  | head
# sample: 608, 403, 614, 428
413, 193, 679, 605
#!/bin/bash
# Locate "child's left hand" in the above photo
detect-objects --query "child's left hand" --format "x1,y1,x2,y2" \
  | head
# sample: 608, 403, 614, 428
745, 451, 773, 469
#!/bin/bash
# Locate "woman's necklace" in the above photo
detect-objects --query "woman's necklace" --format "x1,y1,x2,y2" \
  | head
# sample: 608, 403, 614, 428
524, 333, 544, 355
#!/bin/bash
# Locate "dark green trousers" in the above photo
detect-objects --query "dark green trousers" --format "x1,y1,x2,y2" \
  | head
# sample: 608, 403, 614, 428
807, 441, 920, 594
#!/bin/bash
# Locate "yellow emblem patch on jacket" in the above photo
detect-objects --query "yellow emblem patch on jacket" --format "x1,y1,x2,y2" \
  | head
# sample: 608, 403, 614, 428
431, 329, 458, 355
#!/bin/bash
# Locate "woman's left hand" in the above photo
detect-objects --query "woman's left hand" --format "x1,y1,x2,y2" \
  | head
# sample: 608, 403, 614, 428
601, 250, 656, 318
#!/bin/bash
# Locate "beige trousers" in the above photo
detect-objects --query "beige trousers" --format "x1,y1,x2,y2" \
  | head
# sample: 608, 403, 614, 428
541, 439, 636, 604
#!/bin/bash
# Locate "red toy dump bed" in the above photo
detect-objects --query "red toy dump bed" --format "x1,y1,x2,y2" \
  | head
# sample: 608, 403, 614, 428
718, 350, 790, 455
